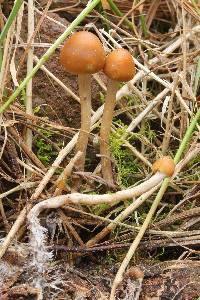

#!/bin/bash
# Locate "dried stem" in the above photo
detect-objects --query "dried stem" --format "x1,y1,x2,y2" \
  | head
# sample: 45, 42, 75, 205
54, 151, 82, 196
25, 0, 35, 150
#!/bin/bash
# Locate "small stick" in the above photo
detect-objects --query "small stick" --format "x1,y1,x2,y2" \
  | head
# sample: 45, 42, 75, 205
126, 88, 169, 132
0, 199, 10, 232
25, 0, 34, 150
123, 140, 152, 168
8, 126, 46, 171
161, 74, 179, 154
0, 181, 38, 200
0, 204, 32, 258
54, 151, 82, 196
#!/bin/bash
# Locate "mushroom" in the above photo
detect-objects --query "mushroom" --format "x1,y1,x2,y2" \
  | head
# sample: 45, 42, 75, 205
60, 31, 105, 175
27, 157, 175, 272
152, 156, 175, 177
100, 48, 136, 184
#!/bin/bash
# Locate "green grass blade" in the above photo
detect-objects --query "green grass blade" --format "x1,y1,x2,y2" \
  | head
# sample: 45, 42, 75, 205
174, 108, 200, 164
0, 0, 24, 44
107, 0, 134, 31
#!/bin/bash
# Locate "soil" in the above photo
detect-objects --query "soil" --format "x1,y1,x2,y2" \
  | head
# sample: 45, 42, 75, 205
2, 253, 200, 299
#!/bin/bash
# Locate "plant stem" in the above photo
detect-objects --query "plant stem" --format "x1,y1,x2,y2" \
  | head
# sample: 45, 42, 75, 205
0, 0, 101, 114
0, 4, 3, 69
191, 0, 200, 15
107, 0, 134, 31
0, 0, 23, 45
100, 79, 118, 184
25, 0, 34, 151
174, 108, 200, 163
139, 14, 148, 38
0, 0, 23, 71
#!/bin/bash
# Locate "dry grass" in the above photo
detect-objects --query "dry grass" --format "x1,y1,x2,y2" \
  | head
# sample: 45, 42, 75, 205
0, 0, 200, 299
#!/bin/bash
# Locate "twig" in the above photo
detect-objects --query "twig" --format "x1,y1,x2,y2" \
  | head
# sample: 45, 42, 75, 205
25, 0, 35, 150
54, 151, 82, 196
0, 181, 38, 200
154, 207, 200, 229
8, 126, 46, 171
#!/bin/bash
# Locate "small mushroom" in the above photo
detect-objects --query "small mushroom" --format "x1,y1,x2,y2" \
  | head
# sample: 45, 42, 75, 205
60, 31, 105, 174
152, 156, 175, 177
100, 48, 135, 184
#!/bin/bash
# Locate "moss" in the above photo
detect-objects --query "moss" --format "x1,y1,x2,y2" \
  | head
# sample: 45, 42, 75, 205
109, 120, 140, 188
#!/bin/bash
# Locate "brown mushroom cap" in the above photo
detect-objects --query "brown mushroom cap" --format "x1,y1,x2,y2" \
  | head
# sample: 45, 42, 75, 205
125, 267, 144, 280
152, 156, 175, 177
60, 31, 106, 75
103, 48, 135, 82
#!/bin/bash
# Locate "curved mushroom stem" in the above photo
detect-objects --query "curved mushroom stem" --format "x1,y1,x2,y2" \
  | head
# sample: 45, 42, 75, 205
100, 79, 118, 184
28, 172, 165, 219
75, 74, 91, 174
27, 172, 165, 270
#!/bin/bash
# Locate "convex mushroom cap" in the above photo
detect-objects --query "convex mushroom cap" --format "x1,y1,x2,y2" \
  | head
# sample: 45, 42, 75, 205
103, 48, 135, 82
60, 31, 106, 75
152, 156, 175, 177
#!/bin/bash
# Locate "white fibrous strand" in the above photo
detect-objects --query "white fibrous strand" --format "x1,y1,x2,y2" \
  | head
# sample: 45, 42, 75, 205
28, 214, 53, 274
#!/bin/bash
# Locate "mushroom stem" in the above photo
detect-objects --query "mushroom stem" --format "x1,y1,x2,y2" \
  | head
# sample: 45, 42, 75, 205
75, 74, 92, 172
100, 79, 118, 184
28, 173, 165, 218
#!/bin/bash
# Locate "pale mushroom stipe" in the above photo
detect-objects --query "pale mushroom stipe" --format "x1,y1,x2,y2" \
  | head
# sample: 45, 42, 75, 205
100, 48, 136, 184
60, 31, 106, 178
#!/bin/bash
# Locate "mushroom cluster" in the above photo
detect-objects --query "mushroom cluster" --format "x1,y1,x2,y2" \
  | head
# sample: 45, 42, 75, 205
60, 31, 135, 187
60, 31, 106, 177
